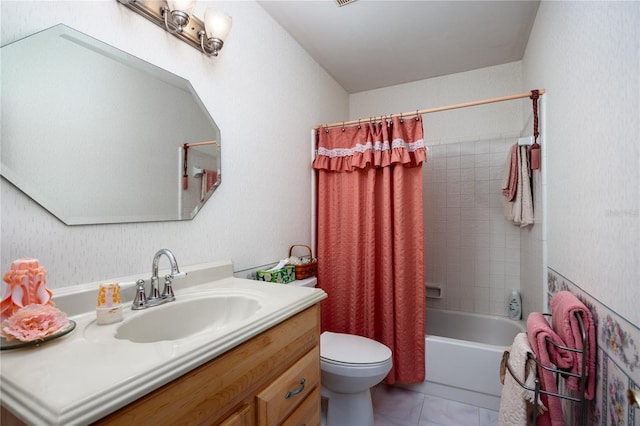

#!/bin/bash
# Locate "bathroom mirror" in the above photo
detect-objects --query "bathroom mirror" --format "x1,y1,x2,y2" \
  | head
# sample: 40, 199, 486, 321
1, 24, 221, 225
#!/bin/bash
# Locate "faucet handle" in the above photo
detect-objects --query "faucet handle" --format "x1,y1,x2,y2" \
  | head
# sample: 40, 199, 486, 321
161, 274, 176, 301
169, 271, 187, 279
132, 279, 147, 310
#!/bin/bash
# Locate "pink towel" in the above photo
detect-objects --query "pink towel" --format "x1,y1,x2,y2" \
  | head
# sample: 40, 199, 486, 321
550, 291, 596, 400
501, 144, 518, 201
204, 169, 217, 192
200, 169, 218, 201
527, 312, 574, 426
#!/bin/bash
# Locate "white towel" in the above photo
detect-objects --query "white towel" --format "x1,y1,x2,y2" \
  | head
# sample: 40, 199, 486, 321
499, 333, 546, 426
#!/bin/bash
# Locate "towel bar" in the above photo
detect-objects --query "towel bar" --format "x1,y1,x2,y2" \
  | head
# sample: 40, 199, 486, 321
502, 310, 588, 425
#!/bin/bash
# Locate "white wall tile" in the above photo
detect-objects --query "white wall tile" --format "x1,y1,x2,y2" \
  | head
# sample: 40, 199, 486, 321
490, 152, 506, 167
460, 156, 475, 169
475, 167, 491, 181
475, 153, 492, 168
446, 143, 461, 157
460, 142, 476, 156
490, 301, 506, 316
490, 166, 505, 180
475, 141, 492, 154
446, 156, 461, 169
475, 180, 490, 194
489, 274, 505, 289
490, 287, 505, 302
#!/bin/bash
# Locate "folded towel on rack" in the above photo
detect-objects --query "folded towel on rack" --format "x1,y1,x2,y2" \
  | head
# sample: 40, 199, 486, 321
510, 146, 534, 227
501, 144, 518, 202
527, 312, 574, 426
503, 145, 516, 222
200, 169, 218, 201
550, 291, 596, 400
499, 333, 546, 426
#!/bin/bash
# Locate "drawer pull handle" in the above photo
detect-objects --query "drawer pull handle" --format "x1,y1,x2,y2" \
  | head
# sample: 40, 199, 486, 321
285, 378, 306, 399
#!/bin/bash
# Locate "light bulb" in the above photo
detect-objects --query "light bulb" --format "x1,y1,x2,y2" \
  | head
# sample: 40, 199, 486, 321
204, 8, 232, 42
166, 0, 196, 15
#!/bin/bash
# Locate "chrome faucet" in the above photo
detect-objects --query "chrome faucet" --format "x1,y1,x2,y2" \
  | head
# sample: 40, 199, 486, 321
132, 249, 186, 310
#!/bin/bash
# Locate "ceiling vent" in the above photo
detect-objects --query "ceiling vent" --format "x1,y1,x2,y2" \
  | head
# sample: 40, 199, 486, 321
335, 0, 358, 7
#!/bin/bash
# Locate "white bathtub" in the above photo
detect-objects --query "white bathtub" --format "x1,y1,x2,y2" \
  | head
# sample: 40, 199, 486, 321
399, 308, 524, 411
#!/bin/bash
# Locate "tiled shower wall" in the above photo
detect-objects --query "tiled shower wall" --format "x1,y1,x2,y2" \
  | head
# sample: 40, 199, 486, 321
423, 136, 521, 317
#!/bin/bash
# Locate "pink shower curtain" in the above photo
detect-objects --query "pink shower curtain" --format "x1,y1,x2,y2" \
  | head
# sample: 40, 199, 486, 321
313, 116, 427, 383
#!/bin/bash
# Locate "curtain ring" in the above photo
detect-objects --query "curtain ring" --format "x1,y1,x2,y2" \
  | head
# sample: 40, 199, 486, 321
399, 112, 404, 123
357, 119, 361, 129
341, 121, 345, 132
415, 109, 420, 121
324, 124, 329, 133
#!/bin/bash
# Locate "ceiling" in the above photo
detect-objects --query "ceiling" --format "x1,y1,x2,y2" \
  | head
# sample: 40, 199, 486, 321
257, 0, 540, 93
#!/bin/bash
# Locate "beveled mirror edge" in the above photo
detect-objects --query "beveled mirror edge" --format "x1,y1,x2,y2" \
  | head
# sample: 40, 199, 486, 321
1, 24, 222, 225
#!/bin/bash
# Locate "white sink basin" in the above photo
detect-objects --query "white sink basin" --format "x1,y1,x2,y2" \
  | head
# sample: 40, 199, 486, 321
115, 294, 262, 343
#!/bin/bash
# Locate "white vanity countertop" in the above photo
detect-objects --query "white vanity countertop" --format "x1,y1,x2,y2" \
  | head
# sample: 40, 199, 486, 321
0, 261, 326, 425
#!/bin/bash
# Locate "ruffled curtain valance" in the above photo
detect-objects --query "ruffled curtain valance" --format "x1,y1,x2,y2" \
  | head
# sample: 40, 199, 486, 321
312, 115, 427, 172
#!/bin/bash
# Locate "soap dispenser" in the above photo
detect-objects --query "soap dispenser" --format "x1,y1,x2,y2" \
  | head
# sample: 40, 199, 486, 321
508, 290, 522, 320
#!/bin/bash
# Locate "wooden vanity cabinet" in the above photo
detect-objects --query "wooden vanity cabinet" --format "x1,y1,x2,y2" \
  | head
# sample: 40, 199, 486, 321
94, 303, 321, 426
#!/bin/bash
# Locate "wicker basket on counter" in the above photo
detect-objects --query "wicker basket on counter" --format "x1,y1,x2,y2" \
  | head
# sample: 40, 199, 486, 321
288, 245, 318, 279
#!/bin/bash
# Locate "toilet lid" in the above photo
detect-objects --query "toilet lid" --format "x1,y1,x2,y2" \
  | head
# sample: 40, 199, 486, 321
321, 332, 392, 364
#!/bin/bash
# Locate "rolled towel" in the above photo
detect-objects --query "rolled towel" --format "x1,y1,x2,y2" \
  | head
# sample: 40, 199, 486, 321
550, 291, 597, 400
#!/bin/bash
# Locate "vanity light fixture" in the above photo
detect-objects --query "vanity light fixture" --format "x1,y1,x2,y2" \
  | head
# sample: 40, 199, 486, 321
117, 0, 232, 57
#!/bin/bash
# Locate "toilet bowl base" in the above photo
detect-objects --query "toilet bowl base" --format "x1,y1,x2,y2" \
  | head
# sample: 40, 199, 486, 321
322, 386, 374, 426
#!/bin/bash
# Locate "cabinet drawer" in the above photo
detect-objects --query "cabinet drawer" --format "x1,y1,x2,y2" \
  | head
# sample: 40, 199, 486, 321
282, 385, 321, 426
256, 347, 320, 425
218, 404, 253, 426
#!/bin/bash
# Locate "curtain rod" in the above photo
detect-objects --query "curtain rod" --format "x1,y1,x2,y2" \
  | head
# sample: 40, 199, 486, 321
313, 89, 546, 131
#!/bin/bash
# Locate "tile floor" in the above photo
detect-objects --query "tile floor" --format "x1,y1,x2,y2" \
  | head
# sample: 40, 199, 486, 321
322, 384, 499, 426
371, 385, 498, 426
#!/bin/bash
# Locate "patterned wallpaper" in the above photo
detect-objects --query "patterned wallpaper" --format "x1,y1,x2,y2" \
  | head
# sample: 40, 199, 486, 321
548, 269, 639, 425
522, 1, 640, 327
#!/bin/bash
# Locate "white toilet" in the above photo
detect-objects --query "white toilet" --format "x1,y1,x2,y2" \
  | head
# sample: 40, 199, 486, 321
291, 277, 393, 426
320, 331, 393, 426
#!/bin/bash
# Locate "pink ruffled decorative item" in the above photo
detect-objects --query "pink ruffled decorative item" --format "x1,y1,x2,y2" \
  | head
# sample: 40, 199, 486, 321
1, 258, 54, 321
1, 304, 69, 342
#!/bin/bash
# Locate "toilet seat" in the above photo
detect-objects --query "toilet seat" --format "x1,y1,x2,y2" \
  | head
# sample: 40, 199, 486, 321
320, 331, 392, 365
321, 357, 390, 368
